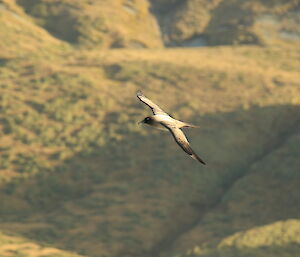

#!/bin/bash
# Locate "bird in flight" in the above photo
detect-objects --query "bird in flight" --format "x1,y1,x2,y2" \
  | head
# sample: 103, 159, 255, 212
137, 90, 206, 165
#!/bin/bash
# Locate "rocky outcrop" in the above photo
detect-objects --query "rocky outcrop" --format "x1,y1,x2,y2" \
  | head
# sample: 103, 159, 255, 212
150, 0, 300, 46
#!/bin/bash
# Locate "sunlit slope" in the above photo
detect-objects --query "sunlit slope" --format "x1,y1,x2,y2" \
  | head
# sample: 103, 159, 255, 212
14, 0, 162, 48
178, 220, 300, 257
0, 43, 300, 257
0, 231, 85, 257
3, 0, 299, 49
0, 2, 67, 58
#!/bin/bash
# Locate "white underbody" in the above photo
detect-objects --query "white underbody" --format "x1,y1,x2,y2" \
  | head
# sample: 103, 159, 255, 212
147, 114, 183, 131
146, 120, 168, 131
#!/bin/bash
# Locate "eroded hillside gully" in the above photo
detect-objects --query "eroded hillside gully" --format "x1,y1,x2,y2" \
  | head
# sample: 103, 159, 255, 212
146, 117, 300, 257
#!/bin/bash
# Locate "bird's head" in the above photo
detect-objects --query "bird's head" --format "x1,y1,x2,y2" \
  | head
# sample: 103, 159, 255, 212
139, 116, 153, 125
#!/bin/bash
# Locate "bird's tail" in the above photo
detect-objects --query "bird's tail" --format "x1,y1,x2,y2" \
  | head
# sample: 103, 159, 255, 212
179, 121, 199, 129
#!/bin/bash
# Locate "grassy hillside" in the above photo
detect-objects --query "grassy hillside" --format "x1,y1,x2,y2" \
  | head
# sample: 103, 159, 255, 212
0, 1, 67, 58
161, 116, 300, 257
179, 220, 300, 257
15, 0, 163, 48
0, 1, 300, 257
3, 0, 299, 49
0, 231, 85, 257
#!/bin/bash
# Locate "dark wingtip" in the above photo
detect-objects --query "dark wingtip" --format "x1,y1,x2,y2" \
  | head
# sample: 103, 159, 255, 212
195, 155, 206, 165
191, 154, 206, 165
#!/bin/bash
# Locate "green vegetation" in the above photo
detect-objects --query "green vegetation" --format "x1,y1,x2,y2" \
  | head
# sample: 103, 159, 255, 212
0, 231, 85, 257
180, 220, 300, 257
0, 1, 299, 257
16, 0, 162, 48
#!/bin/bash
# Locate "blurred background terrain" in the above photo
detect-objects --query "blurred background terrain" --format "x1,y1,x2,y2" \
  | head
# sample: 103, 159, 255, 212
0, 0, 300, 257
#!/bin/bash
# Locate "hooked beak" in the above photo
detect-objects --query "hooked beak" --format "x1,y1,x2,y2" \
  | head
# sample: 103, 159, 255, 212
138, 120, 143, 125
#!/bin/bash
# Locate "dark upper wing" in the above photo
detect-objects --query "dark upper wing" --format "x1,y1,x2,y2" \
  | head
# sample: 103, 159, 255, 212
136, 90, 167, 115
167, 127, 206, 165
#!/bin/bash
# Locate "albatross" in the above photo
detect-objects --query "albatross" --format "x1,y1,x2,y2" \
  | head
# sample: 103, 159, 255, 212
137, 90, 206, 165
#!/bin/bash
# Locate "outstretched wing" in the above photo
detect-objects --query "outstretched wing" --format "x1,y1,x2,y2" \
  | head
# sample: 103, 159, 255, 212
136, 90, 167, 115
167, 127, 206, 165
